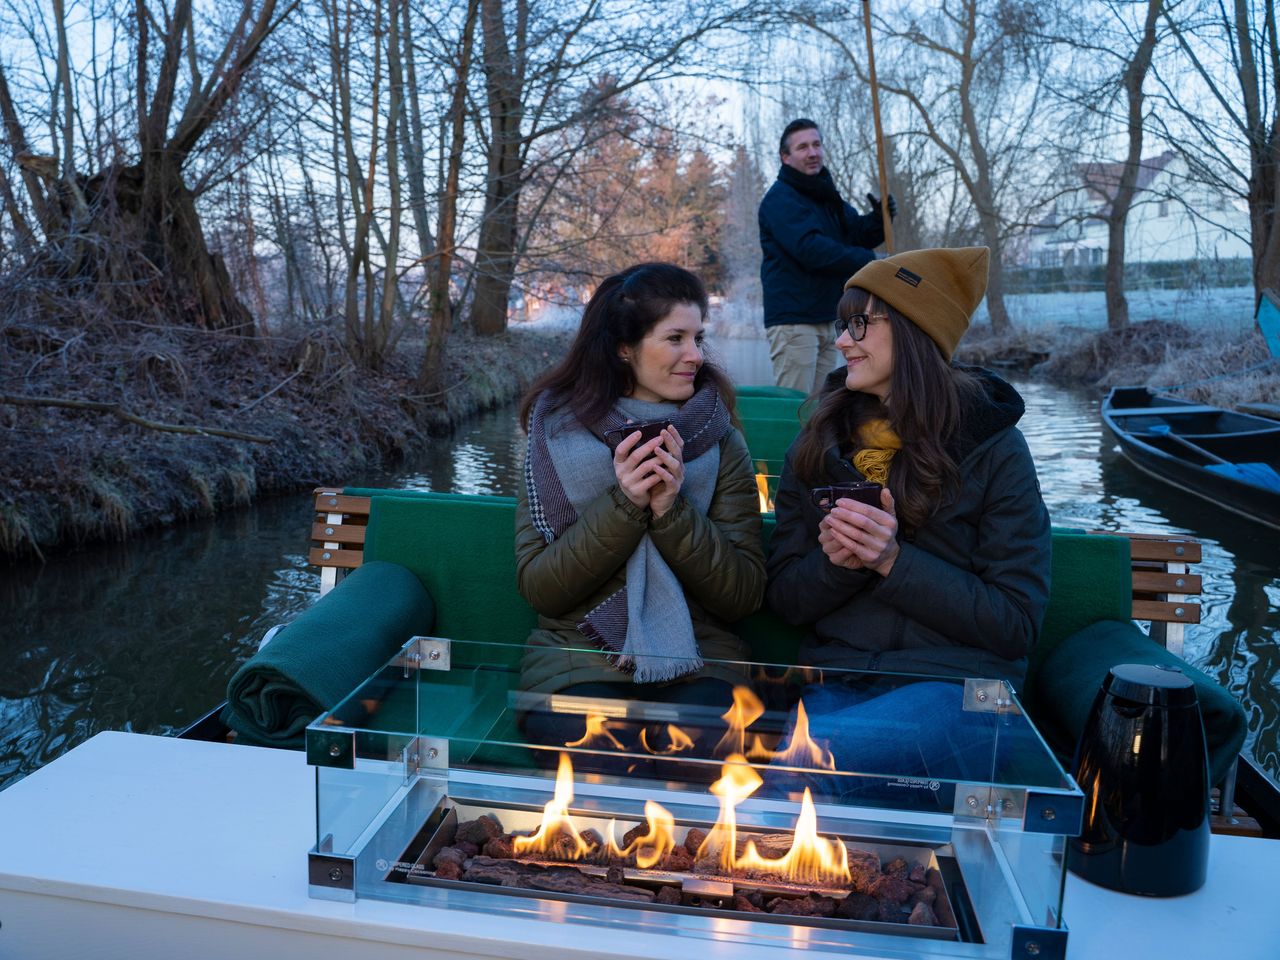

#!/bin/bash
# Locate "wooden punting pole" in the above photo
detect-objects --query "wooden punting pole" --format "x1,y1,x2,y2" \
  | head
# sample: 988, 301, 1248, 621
862, 0, 894, 254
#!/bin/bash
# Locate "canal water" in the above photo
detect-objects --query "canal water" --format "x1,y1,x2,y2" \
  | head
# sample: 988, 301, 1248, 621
2, 337, 1277, 792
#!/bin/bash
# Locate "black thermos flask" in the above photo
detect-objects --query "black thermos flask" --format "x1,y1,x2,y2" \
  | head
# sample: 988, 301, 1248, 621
1068, 663, 1211, 896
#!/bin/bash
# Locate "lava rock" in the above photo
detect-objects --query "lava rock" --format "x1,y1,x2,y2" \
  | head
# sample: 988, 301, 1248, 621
883, 856, 909, 880
847, 850, 881, 893
877, 898, 908, 924
482, 835, 515, 860
835, 892, 880, 922
684, 828, 707, 856
621, 824, 648, 849
908, 901, 939, 926
655, 886, 683, 905
868, 875, 915, 905
455, 815, 503, 846
434, 860, 462, 880
606, 865, 625, 885
909, 885, 937, 907
733, 894, 763, 913
455, 840, 480, 858
664, 846, 694, 872
908, 862, 926, 884
432, 847, 466, 869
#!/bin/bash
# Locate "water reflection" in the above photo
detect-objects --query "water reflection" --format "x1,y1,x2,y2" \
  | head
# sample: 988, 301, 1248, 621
0, 341, 1276, 794
0, 495, 318, 787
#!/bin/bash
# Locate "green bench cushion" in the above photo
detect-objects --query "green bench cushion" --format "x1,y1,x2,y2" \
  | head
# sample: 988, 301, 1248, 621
735, 385, 807, 400
739, 417, 803, 468
363, 493, 534, 668
735, 396, 806, 423
224, 560, 434, 747
1033, 533, 1133, 673
1030, 618, 1247, 785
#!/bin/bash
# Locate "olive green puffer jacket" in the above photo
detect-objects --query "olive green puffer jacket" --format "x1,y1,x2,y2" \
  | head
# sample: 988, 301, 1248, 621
517, 427, 765, 694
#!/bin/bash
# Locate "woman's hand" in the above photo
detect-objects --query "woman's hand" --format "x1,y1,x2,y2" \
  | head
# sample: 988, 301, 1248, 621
646, 426, 685, 517
613, 429, 667, 509
819, 487, 900, 575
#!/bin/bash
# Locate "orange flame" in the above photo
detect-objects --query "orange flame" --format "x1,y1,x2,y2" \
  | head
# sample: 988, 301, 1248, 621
737, 788, 851, 885
766, 701, 836, 771
512, 753, 592, 860
714, 686, 766, 757
508, 752, 850, 888
639, 724, 696, 755
564, 713, 626, 750
628, 800, 676, 869
755, 472, 773, 513
695, 753, 763, 872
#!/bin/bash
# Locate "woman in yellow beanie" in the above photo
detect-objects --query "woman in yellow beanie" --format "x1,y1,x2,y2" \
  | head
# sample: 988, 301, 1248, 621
764, 247, 1051, 790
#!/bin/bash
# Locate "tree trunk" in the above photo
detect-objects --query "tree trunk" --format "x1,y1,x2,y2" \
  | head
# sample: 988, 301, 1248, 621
1103, 0, 1162, 331
471, 0, 524, 337
1235, 0, 1280, 305
418, 0, 480, 395
957, 0, 1009, 334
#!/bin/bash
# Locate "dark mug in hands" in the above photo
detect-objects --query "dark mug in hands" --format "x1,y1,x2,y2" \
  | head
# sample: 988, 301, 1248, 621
603, 419, 672, 460
810, 481, 883, 512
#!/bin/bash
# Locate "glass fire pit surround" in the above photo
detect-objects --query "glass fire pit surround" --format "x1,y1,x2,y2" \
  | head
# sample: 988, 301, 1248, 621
306, 638, 1083, 960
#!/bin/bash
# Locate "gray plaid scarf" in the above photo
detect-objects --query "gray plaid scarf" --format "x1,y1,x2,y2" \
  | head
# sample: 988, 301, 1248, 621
525, 385, 731, 682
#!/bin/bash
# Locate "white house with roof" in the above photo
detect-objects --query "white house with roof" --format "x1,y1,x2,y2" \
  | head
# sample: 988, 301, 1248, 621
1020, 151, 1250, 269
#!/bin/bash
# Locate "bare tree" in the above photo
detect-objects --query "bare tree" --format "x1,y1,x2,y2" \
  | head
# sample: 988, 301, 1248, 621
1155, 0, 1279, 306
467, 0, 765, 336
788, 1, 1060, 334
0, 0, 293, 332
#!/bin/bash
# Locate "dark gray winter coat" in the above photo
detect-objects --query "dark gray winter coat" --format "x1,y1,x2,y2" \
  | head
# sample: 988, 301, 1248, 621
764, 370, 1051, 690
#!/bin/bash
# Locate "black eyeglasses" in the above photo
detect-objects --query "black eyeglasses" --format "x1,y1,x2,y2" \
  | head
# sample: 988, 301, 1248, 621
834, 313, 886, 341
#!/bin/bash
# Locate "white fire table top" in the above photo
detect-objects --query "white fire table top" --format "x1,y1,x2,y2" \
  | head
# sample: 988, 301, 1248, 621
0, 732, 1275, 960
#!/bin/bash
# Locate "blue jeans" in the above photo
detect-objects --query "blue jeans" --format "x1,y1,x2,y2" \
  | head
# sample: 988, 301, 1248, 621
764, 680, 1007, 807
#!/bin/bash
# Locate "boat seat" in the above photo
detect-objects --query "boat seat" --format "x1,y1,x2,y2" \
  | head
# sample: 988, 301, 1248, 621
1107, 405, 1222, 418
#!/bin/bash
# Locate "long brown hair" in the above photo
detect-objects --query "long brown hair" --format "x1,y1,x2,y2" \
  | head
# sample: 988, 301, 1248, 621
791, 287, 980, 532
519, 262, 736, 429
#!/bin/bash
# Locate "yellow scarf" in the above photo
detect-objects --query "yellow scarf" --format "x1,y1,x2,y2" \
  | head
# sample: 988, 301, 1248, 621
852, 419, 902, 486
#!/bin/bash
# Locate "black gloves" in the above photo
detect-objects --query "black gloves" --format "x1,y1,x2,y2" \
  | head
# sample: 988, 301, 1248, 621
866, 193, 898, 219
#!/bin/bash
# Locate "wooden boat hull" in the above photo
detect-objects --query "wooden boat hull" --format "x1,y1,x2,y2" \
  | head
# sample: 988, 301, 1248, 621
1101, 387, 1280, 530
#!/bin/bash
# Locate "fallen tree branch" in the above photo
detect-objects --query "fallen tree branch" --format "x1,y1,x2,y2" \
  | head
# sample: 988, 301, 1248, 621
0, 393, 274, 444
237, 366, 303, 415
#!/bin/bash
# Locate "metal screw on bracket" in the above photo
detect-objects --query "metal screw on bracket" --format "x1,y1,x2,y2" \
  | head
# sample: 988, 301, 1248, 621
976, 690, 988, 702
1000, 798, 1015, 812
1041, 808, 1057, 821
429, 649, 441, 661
328, 744, 341, 757
427, 747, 439, 760
966, 795, 979, 809
328, 867, 343, 882
1025, 942, 1041, 957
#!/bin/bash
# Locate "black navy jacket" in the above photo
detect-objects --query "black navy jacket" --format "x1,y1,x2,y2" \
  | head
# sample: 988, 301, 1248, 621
764, 369, 1052, 690
758, 167, 886, 329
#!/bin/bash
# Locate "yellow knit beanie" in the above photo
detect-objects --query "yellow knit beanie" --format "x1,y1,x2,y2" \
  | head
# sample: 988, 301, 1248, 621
843, 247, 989, 361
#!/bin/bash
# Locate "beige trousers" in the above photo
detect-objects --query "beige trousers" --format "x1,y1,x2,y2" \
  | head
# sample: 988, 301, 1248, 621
765, 323, 843, 394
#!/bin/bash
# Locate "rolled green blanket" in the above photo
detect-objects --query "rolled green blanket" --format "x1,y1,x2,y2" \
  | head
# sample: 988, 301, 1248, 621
1030, 618, 1247, 786
223, 560, 435, 748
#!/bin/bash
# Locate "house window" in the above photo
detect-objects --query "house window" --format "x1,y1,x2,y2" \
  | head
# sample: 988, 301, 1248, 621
1159, 200, 1170, 217
1092, 247, 1104, 265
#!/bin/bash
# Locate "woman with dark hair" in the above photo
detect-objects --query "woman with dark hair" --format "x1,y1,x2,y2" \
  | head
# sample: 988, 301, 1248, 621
765, 247, 1050, 784
516, 262, 765, 765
